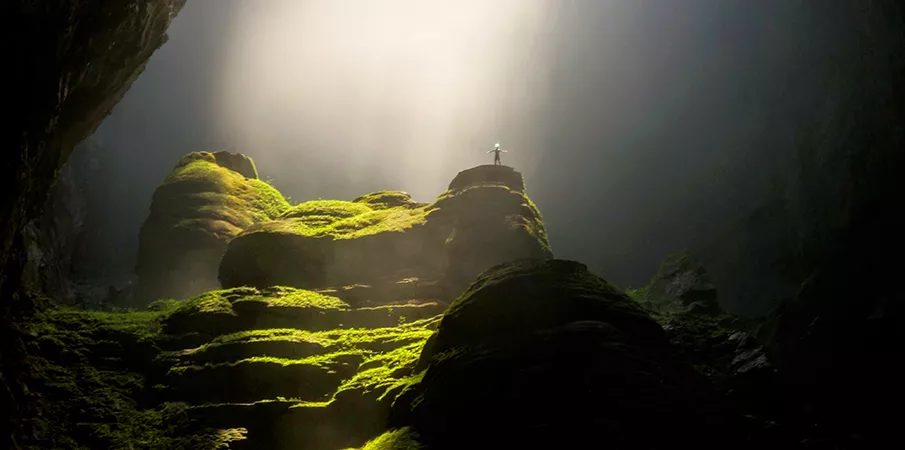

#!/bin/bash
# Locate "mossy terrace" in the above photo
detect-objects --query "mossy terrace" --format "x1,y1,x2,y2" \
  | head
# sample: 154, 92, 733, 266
25, 279, 447, 449
54, 158, 554, 448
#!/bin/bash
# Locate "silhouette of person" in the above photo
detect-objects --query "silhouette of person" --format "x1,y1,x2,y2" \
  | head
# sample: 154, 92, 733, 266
488, 143, 508, 165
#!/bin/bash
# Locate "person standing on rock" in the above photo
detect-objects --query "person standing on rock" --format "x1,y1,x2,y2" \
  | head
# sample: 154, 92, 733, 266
488, 143, 507, 165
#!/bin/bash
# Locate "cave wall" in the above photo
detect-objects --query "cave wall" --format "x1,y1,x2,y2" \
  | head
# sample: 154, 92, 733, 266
1, 1, 186, 446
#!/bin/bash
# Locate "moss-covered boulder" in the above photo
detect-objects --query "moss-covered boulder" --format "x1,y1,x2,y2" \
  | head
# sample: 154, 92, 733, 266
218, 166, 551, 297
218, 196, 447, 291
134, 152, 289, 305
384, 259, 747, 449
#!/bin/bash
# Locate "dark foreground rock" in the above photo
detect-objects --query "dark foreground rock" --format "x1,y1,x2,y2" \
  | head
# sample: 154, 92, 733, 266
380, 259, 749, 449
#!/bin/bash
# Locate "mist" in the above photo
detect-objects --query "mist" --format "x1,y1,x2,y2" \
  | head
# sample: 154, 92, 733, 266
74, 0, 858, 315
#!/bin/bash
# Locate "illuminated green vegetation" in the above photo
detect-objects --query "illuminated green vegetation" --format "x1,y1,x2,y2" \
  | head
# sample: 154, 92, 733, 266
358, 427, 423, 450
167, 286, 350, 317
247, 198, 435, 240
22, 307, 229, 449
354, 191, 421, 209
160, 155, 290, 234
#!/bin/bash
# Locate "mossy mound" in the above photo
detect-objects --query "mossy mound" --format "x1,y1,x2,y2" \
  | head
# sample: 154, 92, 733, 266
135, 152, 289, 304
219, 167, 550, 296
218, 195, 447, 290
426, 259, 664, 357
383, 259, 748, 449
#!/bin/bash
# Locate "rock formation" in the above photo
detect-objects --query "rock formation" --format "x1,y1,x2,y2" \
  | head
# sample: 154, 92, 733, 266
218, 164, 551, 297
376, 259, 748, 449
630, 251, 720, 315
134, 151, 289, 304
3, 1, 186, 445
4, 1, 904, 448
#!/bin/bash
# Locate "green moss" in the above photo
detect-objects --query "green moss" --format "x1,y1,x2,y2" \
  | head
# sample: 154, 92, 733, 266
23, 307, 223, 449
281, 199, 374, 221
358, 427, 422, 450
625, 286, 649, 304
160, 159, 290, 231
520, 193, 551, 252
168, 350, 362, 375
170, 286, 349, 317
250, 200, 435, 239
176, 318, 438, 371
353, 191, 419, 209
334, 340, 429, 402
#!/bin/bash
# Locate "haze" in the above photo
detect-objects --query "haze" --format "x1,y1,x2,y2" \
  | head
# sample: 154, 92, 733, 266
78, 0, 856, 314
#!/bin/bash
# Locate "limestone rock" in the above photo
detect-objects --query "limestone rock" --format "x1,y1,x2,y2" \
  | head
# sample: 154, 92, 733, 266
134, 153, 288, 304
638, 251, 720, 314
447, 164, 525, 193
211, 151, 259, 179
218, 166, 551, 297
3, 2, 186, 446
386, 259, 747, 449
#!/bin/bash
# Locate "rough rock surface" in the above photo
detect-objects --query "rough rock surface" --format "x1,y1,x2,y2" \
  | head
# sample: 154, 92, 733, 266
20, 159, 88, 304
21, 276, 450, 449
218, 165, 551, 296
2, 1, 186, 446
632, 251, 720, 314
134, 152, 289, 304
447, 164, 525, 192
381, 259, 747, 449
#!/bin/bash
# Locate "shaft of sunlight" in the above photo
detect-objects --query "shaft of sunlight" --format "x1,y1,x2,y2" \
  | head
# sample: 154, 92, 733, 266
215, 0, 554, 201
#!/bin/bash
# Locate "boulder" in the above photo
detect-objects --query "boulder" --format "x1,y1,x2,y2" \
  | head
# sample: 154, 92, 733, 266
133, 152, 289, 304
637, 251, 720, 314
388, 259, 747, 449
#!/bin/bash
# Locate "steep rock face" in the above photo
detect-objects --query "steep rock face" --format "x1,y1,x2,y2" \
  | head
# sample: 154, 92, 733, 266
20, 160, 88, 304
134, 152, 289, 304
2, 1, 186, 446
382, 259, 745, 449
753, 3, 905, 447
218, 165, 551, 297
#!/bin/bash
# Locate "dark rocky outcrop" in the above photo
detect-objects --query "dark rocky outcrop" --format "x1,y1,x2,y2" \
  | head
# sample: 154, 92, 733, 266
133, 152, 289, 305
20, 159, 88, 304
2, 1, 186, 446
383, 259, 747, 449
631, 251, 720, 315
